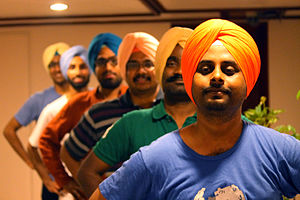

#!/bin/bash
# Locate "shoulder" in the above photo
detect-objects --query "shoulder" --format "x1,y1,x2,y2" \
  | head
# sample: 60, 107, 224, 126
68, 90, 93, 104
35, 86, 57, 97
122, 107, 153, 120
243, 122, 300, 153
28, 86, 59, 101
244, 122, 291, 141
139, 131, 179, 161
87, 97, 130, 118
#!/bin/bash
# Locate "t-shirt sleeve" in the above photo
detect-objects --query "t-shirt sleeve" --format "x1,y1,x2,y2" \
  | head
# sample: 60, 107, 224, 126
99, 151, 151, 200
93, 117, 130, 166
279, 135, 300, 197
15, 94, 40, 126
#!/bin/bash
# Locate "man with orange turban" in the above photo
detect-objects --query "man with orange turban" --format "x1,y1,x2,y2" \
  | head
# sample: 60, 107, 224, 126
89, 19, 300, 200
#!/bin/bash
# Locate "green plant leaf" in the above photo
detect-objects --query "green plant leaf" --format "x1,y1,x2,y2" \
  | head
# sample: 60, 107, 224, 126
297, 89, 300, 100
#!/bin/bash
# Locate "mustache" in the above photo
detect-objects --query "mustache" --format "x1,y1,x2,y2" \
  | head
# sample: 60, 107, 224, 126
70, 75, 88, 80
203, 86, 231, 95
166, 74, 183, 82
102, 71, 117, 76
133, 74, 151, 82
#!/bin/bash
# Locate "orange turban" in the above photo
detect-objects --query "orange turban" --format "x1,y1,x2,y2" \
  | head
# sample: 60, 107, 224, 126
117, 32, 159, 79
181, 19, 261, 103
155, 27, 193, 85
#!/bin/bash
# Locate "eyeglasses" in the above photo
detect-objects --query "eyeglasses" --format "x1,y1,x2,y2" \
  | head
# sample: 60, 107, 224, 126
126, 60, 154, 71
95, 57, 118, 67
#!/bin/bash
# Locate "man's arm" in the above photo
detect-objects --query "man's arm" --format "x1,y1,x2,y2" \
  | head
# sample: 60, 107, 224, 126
89, 188, 106, 200
60, 144, 81, 180
77, 151, 111, 198
38, 110, 86, 200
27, 143, 60, 194
3, 117, 34, 169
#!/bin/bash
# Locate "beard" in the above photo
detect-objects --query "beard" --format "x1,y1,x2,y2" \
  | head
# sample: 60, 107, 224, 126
163, 74, 191, 103
192, 84, 246, 121
68, 76, 89, 90
53, 79, 67, 86
100, 76, 122, 89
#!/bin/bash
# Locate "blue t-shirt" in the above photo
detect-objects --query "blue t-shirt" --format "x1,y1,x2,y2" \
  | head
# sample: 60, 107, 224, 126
14, 86, 60, 126
100, 121, 300, 200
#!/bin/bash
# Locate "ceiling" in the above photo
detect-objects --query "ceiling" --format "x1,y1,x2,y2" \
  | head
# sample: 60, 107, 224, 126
1, 0, 300, 27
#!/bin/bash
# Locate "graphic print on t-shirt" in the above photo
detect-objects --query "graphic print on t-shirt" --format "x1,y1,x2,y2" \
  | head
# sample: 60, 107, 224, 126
194, 185, 245, 200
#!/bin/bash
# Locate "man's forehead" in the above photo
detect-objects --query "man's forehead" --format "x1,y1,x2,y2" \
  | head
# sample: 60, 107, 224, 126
97, 46, 115, 58
129, 51, 152, 61
70, 56, 85, 64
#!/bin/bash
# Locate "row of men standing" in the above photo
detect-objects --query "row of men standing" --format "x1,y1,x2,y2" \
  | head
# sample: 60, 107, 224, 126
3, 27, 192, 199
4, 19, 300, 200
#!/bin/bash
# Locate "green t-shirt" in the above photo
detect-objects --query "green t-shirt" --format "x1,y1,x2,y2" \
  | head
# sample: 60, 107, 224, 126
93, 100, 252, 166
93, 100, 197, 166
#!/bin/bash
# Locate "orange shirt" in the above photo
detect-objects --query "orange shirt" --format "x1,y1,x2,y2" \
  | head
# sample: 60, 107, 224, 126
39, 85, 127, 187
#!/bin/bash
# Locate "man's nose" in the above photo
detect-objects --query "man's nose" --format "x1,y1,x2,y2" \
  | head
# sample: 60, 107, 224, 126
53, 64, 61, 72
210, 66, 224, 87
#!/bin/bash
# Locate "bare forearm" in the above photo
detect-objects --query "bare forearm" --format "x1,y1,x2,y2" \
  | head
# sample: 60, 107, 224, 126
60, 145, 81, 180
3, 120, 33, 168
77, 168, 103, 198
27, 144, 61, 193
27, 144, 51, 181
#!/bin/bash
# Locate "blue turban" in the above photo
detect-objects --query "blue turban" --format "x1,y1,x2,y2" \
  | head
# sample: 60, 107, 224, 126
88, 33, 122, 72
60, 45, 89, 79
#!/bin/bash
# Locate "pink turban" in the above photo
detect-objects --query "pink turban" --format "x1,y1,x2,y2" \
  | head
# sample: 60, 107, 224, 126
181, 19, 261, 103
117, 32, 159, 79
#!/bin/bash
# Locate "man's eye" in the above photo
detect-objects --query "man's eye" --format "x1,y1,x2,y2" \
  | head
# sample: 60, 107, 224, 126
143, 61, 154, 68
69, 65, 76, 69
197, 65, 213, 75
110, 58, 118, 66
80, 64, 88, 69
166, 61, 178, 67
95, 58, 106, 66
223, 66, 236, 76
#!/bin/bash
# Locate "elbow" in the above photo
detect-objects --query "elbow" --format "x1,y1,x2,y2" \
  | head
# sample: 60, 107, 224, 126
3, 126, 14, 140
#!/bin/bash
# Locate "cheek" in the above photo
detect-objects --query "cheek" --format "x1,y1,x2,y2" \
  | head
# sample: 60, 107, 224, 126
82, 69, 90, 76
192, 74, 208, 88
125, 71, 134, 82
191, 74, 206, 100
148, 69, 156, 78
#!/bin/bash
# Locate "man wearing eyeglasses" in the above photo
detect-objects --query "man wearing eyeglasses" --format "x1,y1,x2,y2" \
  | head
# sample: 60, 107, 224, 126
38, 33, 127, 200
59, 32, 163, 197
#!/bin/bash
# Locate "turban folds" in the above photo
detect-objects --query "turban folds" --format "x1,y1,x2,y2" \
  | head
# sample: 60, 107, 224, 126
60, 45, 89, 79
88, 33, 122, 72
43, 42, 70, 72
155, 27, 193, 85
117, 32, 159, 79
181, 19, 261, 103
